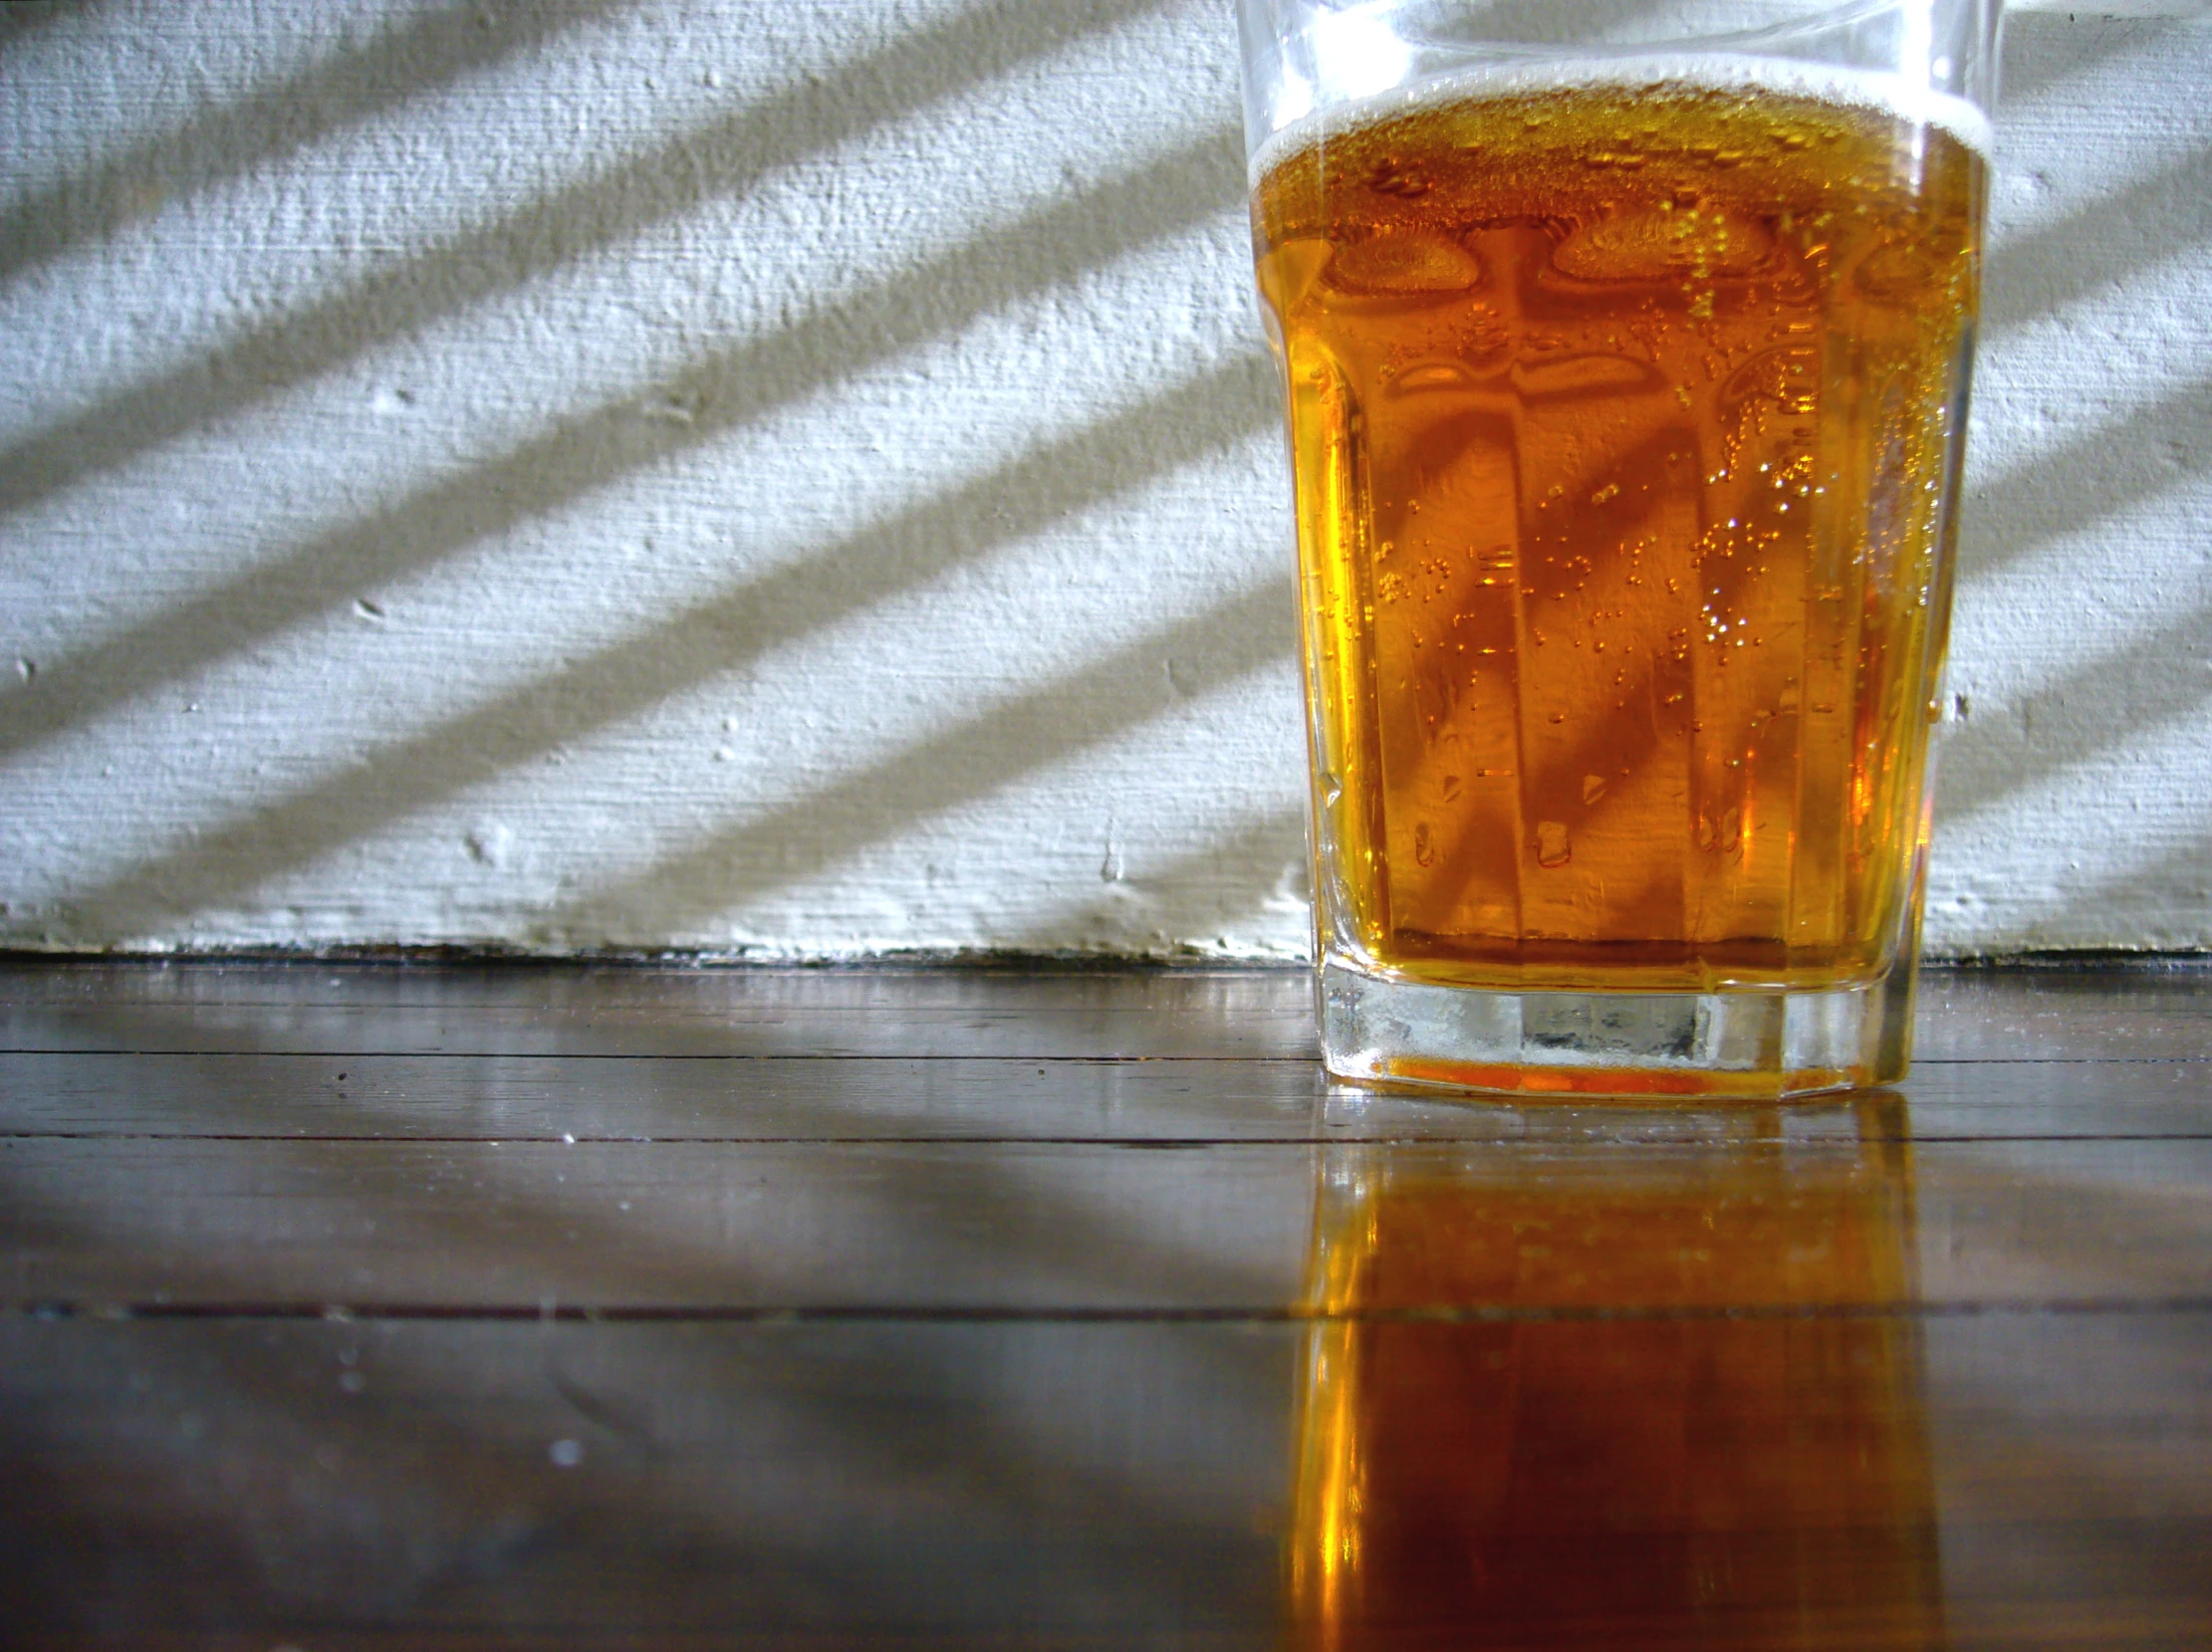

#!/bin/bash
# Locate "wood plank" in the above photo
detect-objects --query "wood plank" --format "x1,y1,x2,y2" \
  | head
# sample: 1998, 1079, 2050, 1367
0, 1052, 1328, 1143
5, 961, 2206, 1061
0, 962, 1321, 1059
0, 960, 2205, 1648
1922, 1308, 2212, 1648
2, 1313, 2204, 1648
0, 1317, 1292, 1650
1887, 1060, 2212, 1138
7, 1052, 2212, 1143
1915, 966, 2212, 1062
5, 1136, 2209, 1314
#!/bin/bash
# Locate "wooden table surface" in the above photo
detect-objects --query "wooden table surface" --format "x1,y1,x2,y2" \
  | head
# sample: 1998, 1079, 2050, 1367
1, 961, 2207, 1649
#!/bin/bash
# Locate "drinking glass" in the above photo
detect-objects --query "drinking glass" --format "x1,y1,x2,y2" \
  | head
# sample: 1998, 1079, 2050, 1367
1241, 0, 2002, 1096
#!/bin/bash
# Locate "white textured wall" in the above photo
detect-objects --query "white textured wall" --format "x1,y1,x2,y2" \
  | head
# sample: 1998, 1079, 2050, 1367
0, 0, 2206, 959
1938, 2, 2212, 952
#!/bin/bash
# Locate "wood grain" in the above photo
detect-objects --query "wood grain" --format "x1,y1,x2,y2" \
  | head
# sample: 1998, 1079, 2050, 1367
6, 1051, 2212, 1142
1, 961, 2207, 1648
3, 1136, 2208, 1314
1, 1314, 2205, 1649
5, 961, 2208, 1060
0, 963, 1322, 1060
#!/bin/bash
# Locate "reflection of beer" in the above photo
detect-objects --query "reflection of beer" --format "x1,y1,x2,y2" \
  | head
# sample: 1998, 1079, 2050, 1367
1288, 1102, 1943, 1647
1254, 77, 1986, 991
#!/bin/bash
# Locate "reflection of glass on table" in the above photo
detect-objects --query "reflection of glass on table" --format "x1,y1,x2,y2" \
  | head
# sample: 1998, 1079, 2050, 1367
1287, 1094, 1942, 1648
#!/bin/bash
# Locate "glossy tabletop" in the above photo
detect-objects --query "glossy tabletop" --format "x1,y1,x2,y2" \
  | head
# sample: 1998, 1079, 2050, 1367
1, 961, 2208, 1648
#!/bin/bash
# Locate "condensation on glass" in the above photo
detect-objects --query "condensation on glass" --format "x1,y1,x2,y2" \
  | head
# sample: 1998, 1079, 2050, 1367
1241, 1, 2003, 1096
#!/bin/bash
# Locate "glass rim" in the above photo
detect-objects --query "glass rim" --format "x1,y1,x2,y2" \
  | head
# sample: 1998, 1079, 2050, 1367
1257, 0, 1938, 60
1241, 0, 2001, 162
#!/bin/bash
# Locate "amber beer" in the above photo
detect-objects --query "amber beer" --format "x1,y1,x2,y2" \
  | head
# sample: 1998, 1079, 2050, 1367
1254, 75, 1985, 998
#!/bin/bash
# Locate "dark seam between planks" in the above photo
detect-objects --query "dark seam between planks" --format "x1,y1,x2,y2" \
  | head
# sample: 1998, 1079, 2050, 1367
0, 1047, 1322, 1061
4, 1130, 2211, 1144
0, 956, 2203, 972
13, 1298, 2212, 1325
8, 1047, 2212, 1066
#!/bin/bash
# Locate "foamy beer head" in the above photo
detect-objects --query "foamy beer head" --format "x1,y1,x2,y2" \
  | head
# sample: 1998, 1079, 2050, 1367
1250, 32, 1991, 1030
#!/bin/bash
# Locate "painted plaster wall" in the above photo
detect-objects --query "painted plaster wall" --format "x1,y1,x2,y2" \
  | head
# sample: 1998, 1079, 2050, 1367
0, 0, 2205, 958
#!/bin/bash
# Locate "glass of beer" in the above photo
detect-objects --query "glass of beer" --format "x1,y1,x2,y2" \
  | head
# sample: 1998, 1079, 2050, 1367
1241, 0, 2001, 1097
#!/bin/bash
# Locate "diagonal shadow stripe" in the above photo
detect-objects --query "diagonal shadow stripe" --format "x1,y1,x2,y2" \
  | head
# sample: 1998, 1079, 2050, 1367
0, 989, 1298, 1624
1444, 0, 1674, 44
2036, 827, 2212, 940
1404, 425, 1690, 938
1985, 142, 2212, 338
0, 0, 1177, 521
0, 1137, 1288, 1630
997, 807, 1311, 958
1959, 367, 2212, 584
0, 0, 91, 50
52, 354, 1278, 936
0, 1317, 1287, 1636
8, 15, 2189, 775
1113, 434, 2212, 968
571, 579, 1298, 942
2001, 9, 2205, 104
0, 126, 1246, 769
1936, 593, 2212, 823
0, 0, 644, 283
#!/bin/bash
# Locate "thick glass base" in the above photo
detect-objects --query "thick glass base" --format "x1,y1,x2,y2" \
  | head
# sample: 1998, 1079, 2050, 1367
1319, 954, 1914, 1100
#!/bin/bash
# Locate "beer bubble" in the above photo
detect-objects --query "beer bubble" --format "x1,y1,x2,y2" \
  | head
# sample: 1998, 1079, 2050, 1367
1511, 353, 1655, 399
1552, 203, 1773, 283
1723, 346, 1821, 418
1329, 232, 1483, 295
1441, 775, 1462, 801
1536, 822, 1572, 868
1414, 823, 1437, 866
1853, 237, 1947, 305
1389, 362, 1481, 393
1368, 158, 1433, 198
1583, 775, 1607, 805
